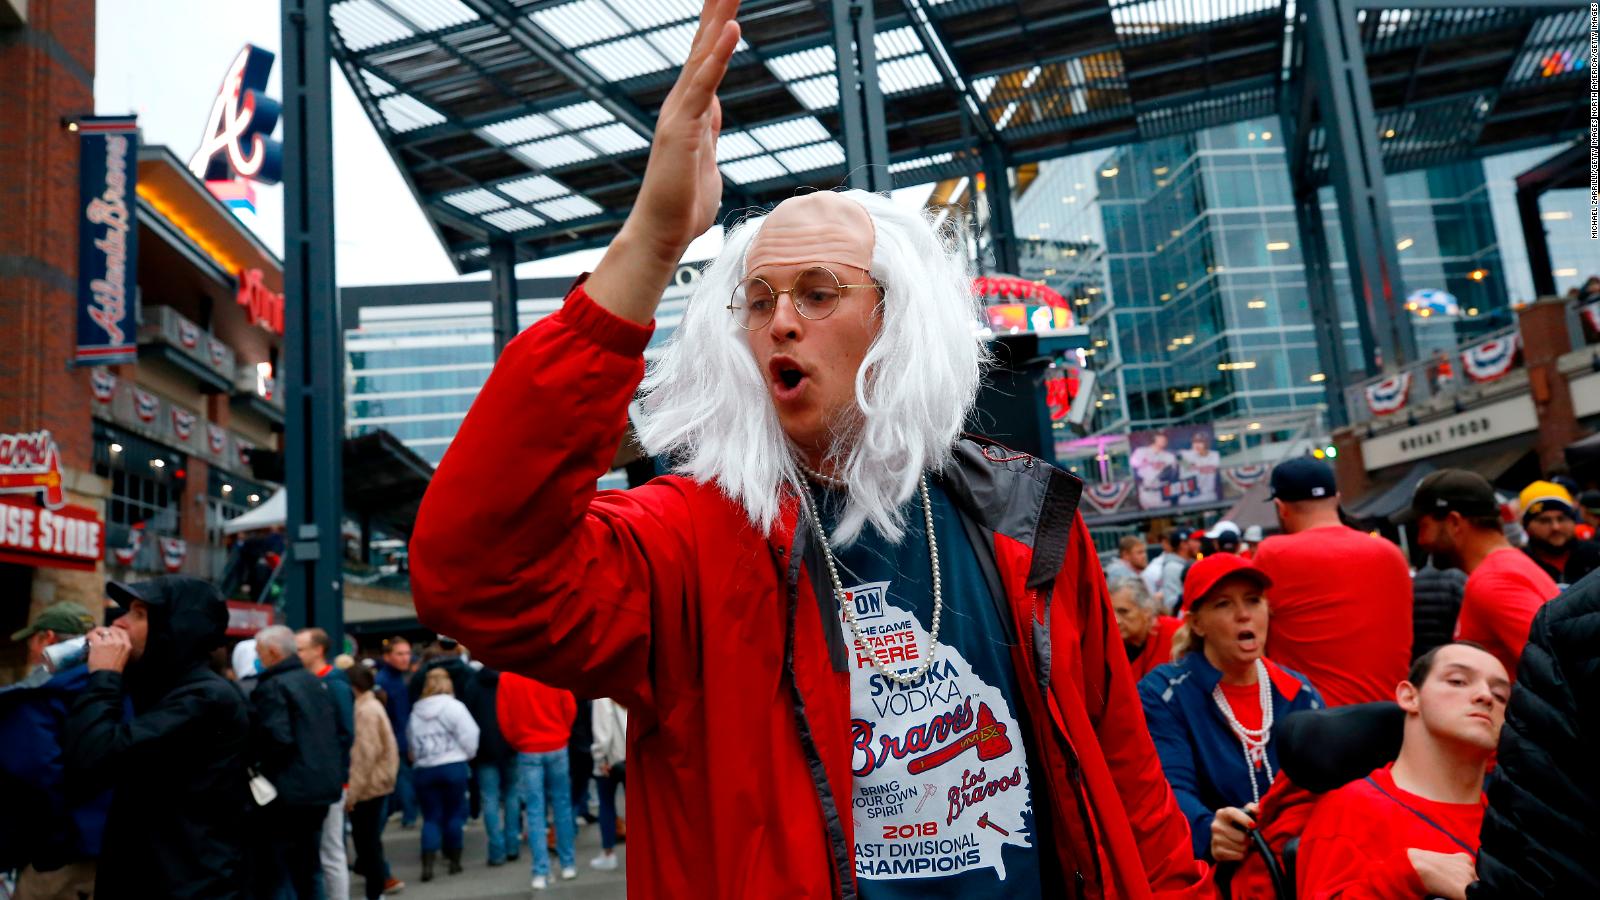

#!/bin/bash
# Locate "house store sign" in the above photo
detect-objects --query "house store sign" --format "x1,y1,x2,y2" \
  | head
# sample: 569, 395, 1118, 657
1362, 394, 1538, 471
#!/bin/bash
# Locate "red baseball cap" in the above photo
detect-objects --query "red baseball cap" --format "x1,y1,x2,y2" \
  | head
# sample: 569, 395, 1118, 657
1187, 530, 1206, 542
1182, 553, 1272, 611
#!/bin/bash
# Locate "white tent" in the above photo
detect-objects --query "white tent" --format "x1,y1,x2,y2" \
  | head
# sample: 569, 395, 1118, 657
223, 489, 286, 535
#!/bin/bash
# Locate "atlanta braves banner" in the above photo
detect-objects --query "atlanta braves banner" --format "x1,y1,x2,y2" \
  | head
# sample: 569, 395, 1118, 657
1082, 480, 1133, 514
1222, 464, 1271, 493
90, 368, 118, 404
75, 117, 139, 366
133, 388, 160, 423
171, 408, 197, 442
1460, 334, 1519, 383
1365, 372, 1412, 416
113, 523, 144, 566
159, 536, 187, 574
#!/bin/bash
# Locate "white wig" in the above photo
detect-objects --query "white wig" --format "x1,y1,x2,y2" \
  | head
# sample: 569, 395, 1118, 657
635, 189, 986, 546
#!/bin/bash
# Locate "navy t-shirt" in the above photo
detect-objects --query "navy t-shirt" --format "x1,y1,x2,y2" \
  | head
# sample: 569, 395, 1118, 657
813, 481, 1045, 897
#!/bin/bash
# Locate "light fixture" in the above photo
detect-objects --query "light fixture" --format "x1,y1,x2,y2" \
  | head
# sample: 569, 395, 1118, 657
1309, 373, 1327, 383
1397, 238, 1414, 251
1100, 167, 1119, 178
1101, 392, 1114, 400
249, 493, 261, 503
222, 484, 233, 493
1384, 128, 1396, 138
1466, 307, 1479, 316
1266, 241, 1291, 251
1153, 166, 1169, 176
1261, 131, 1272, 140
151, 458, 166, 468
1248, 422, 1262, 430
1160, 293, 1172, 301
1469, 269, 1487, 282
110, 442, 123, 453
1247, 299, 1267, 309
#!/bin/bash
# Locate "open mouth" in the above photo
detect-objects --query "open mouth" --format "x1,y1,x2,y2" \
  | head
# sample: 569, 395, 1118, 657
768, 356, 810, 400
1235, 629, 1259, 651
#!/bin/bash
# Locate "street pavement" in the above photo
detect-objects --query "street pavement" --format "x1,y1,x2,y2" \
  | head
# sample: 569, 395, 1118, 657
376, 814, 627, 899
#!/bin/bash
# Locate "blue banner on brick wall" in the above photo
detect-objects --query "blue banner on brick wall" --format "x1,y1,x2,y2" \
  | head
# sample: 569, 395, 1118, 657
75, 116, 140, 366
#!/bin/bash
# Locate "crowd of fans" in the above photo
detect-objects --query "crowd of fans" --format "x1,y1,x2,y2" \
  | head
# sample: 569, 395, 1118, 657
1102, 456, 1599, 897
0, 591, 627, 898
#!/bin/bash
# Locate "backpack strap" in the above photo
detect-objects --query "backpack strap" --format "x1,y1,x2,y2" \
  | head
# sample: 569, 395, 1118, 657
1362, 776, 1476, 856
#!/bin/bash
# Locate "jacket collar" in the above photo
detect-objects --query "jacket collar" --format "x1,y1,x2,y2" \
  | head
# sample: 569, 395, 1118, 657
1177, 651, 1304, 702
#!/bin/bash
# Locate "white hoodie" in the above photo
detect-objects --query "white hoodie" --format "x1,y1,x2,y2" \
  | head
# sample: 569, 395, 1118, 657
591, 698, 627, 776
407, 694, 480, 768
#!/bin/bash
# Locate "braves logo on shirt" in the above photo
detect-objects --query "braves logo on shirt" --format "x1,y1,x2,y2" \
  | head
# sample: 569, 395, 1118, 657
844, 580, 1034, 882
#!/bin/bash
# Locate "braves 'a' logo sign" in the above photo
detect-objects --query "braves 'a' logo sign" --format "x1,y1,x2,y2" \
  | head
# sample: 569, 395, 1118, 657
0, 431, 65, 509
189, 45, 282, 185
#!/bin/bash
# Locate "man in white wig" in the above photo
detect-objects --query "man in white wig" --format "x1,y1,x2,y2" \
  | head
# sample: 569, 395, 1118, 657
411, 2, 1207, 897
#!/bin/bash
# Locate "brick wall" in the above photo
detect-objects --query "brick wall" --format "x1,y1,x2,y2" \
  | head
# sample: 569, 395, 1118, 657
0, 1, 97, 471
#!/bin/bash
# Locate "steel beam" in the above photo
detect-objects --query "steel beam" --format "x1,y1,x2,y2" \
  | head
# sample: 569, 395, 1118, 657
832, 0, 892, 192
1303, 0, 1416, 372
282, 0, 345, 640
1292, 184, 1358, 425
981, 142, 1019, 275
489, 239, 520, 357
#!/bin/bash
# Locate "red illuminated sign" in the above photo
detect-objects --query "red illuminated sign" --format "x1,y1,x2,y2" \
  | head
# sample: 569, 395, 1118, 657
237, 267, 285, 335
0, 431, 66, 509
0, 497, 105, 572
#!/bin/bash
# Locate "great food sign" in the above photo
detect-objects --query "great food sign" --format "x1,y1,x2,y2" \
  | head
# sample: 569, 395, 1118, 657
74, 117, 140, 366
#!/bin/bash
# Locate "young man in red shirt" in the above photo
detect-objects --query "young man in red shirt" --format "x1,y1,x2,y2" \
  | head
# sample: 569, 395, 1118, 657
1252, 458, 1412, 706
1296, 641, 1509, 899
1399, 470, 1559, 679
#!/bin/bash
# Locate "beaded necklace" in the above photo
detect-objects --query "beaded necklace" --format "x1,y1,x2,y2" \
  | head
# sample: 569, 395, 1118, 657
795, 464, 943, 687
1211, 658, 1275, 805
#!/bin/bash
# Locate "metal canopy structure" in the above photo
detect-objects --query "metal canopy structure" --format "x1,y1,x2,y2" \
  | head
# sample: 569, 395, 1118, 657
329, 0, 1591, 275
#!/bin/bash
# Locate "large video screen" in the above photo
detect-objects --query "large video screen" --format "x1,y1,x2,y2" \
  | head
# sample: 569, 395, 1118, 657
1128, 424, 1221, 510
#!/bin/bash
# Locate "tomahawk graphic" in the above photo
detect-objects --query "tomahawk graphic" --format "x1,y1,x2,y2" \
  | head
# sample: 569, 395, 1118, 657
906, 702, 1011, 775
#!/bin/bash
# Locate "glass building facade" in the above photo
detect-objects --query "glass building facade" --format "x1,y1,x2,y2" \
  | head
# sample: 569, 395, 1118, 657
1482, 147, 1596, 303
1013, 116, 1512, 436
345, 280, 694, 486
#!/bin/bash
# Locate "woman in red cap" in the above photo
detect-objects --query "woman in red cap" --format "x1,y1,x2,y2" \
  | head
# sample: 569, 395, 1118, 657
1137, 553, 1325, 868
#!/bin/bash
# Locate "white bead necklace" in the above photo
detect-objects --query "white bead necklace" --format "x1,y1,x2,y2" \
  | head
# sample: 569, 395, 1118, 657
795, 465, 943, 687
1211, 658, 1275, 805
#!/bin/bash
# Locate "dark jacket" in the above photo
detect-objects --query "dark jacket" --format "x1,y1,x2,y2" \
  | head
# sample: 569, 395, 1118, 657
1521, 539, 1600, 589
1411, 562, 1467, 660
1472, 569, 1600, 898
63, 577, 251, 899
466, 666, 513, 764
1138, 651, 1324, 860
315, 663, 355, 780
249, 656, 344, 807
0, 666, 116, 872
376, 661, 411, 750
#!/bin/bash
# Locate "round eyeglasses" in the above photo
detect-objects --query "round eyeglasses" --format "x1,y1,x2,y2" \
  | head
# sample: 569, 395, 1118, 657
727, 266, 881, 331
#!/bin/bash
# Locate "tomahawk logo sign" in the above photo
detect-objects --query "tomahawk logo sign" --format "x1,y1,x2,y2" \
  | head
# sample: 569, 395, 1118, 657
0, 431, 66, 510
189, 45, 282, 185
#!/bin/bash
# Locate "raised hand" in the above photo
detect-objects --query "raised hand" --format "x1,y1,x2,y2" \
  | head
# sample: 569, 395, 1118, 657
588, 0, 743, 325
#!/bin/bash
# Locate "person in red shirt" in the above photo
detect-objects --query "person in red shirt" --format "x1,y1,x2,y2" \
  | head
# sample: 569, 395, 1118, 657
497, 673, 578, 889
1398, 470, 1559, 679
1296, 641, 1510, 899
1108, 574, 1182, 680
1253, 458, 1412, 706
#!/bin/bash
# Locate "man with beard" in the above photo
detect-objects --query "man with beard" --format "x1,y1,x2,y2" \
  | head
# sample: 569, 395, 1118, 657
1516, 480, 1600, 589
408, 2, 1207, 897
64, 577, 251, 898
1396, 471, 1558, 680
1297, 642, 1509, 899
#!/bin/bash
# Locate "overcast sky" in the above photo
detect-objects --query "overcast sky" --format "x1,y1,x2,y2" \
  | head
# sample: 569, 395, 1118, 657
93, 0, 713, 287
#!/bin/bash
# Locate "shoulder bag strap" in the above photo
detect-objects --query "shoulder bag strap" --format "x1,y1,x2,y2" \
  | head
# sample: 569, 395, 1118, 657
1362, 776, 1476, 856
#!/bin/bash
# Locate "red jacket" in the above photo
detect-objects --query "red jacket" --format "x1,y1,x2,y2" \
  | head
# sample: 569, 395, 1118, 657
496, 673, 576, 755
410, 282, 1211, 899
1129, 616, 1183, 681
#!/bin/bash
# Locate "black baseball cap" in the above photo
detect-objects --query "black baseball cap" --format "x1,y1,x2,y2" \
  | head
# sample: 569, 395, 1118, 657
1391, 469, 1498, 525
1269, 457, 1339, 502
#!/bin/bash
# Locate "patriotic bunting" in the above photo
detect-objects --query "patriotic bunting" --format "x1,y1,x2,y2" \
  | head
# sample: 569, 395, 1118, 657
113, 524, 144, 566
207, 423, 228, 456
133, 388, 160, 423
1364, 372, 1412, 416
1460, 334, 1519, 383
1082, 480, 1134, 514
1222, 464, 1271, 493
171, 408, 196, 442
158, 536, 187, 574
178, 320, 200, 349
90, 368, 117, 403
207, 337, 228, 369
237, 440, 253, 469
